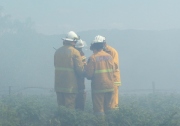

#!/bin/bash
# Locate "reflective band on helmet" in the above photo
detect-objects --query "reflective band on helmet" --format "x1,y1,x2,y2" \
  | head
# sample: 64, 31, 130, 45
55, 67, 73, 71
92, 88, 114, 93
95, 69, 113, 74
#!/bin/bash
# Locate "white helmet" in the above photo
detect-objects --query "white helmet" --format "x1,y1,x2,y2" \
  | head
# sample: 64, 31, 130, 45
92, 35, 106, 44
62, 31, 79, 42
75, 39, 86, 48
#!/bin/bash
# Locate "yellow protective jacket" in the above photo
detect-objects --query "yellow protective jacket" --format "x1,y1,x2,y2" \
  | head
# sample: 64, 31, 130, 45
104, 45, 121, 86
85, 50, 114, 93
54, 45, 84, 93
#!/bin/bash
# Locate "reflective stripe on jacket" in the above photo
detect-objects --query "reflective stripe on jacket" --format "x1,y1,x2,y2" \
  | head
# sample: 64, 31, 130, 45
54, 45, 84, 93
85, 50, 114, 93
104, 45, 121, 86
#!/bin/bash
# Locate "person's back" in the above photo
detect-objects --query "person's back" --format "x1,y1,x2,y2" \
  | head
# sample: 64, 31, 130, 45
54, 45, 83, 93
54, 31, 84, 109
104, 44, 121, 110
104, 45, 121, 86
85, 35, 114, 116
86, 50, 114, 93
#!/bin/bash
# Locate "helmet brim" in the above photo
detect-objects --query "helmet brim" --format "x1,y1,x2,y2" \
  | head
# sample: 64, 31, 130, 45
62, 38, 77, 42
75, 45, 85, 48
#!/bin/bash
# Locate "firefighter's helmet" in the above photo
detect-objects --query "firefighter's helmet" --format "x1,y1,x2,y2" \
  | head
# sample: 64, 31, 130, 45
75, 39, 86, 48
92, 35, 106, 44
62, 31, 79, 42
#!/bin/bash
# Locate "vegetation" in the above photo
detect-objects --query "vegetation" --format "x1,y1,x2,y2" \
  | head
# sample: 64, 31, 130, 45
0, 93, 180, 126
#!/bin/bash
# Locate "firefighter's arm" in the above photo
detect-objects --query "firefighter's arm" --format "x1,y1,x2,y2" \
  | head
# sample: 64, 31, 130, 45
113, 51, 119, 71
73, 51, 84, 76
85, 57, 94, 80
113, 51, 121, 85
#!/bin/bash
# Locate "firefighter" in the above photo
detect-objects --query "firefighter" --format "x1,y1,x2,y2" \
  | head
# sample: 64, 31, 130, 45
103, 39, 121, 110
74, 39, 87, 111
54, 31, 84, 109
85, 35, 114, 116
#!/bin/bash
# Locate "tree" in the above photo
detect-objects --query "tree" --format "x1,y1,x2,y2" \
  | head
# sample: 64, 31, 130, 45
0, 6, 35, 36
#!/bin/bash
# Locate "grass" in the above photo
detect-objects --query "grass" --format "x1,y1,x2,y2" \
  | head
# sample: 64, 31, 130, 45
0, 93, 180, 126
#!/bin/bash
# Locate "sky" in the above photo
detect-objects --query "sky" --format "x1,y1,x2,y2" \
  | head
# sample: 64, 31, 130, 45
1, 0, 180, 35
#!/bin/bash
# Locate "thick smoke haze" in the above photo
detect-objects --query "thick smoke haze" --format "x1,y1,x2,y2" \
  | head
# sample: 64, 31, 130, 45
0, 1, 180, 94
1, 28, 180, 93
1, 0, 180, 35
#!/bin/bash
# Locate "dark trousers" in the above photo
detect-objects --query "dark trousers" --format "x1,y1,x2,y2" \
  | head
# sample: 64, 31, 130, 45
75, 91, 86, 111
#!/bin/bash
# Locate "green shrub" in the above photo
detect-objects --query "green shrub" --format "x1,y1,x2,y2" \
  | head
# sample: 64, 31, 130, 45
0, 93, 180, 126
